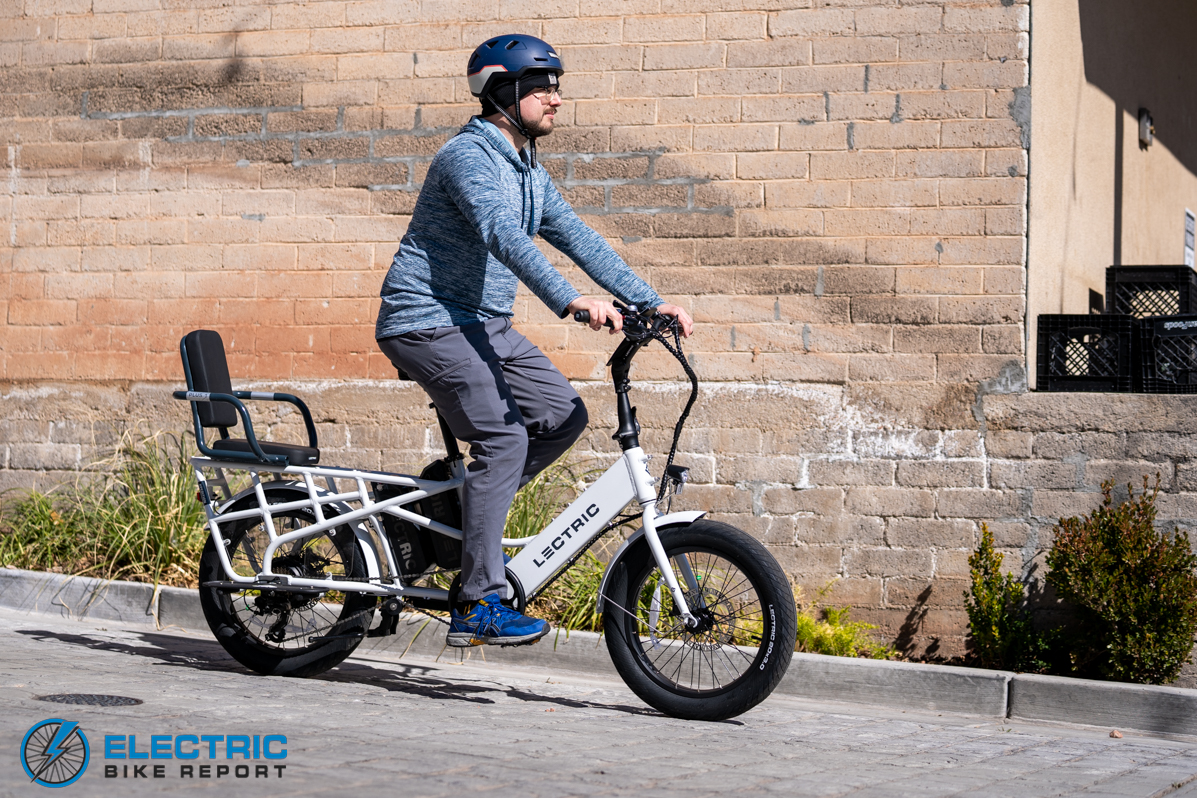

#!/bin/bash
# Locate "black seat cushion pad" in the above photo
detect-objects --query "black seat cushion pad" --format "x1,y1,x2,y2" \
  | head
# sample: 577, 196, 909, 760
211, 438, 320, 466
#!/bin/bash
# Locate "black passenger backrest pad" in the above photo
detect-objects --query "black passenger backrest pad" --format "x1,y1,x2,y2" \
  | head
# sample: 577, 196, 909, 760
182, 330, 238, 429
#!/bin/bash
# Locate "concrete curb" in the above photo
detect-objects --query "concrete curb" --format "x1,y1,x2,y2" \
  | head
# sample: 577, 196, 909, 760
0, 567, 203, 629
1010, 673, 1197, 737
4, 567, 1196, 734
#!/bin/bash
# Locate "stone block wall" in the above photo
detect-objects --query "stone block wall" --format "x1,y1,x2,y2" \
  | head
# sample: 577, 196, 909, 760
4, 0, 1171, 660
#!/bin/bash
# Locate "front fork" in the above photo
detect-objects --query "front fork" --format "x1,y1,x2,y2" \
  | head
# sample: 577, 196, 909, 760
625, 448, 702, 628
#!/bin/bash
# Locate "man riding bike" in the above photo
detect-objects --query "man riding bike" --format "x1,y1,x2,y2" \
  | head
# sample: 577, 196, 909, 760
375, 35, 693, 648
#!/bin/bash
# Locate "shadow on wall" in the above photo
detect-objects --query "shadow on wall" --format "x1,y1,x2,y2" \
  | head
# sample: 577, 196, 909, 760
1079, 0, 1197, 175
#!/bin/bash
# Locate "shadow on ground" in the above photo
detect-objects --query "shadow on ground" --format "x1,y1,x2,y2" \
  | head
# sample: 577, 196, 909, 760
14, 628, 670, 719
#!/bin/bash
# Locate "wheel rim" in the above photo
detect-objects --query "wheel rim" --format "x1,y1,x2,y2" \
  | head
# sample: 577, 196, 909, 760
628, 547, 771, 696
221, 510, 360, 651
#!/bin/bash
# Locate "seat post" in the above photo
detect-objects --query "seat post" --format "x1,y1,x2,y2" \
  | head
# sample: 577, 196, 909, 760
434, 407, 462, 461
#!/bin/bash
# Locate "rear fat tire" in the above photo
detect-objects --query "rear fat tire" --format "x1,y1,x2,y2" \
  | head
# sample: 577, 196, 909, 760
602, 520, 797, 721
198, 487, 376, 678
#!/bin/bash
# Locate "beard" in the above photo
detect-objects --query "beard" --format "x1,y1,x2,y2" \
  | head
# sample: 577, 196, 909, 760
525, 111, 555, 138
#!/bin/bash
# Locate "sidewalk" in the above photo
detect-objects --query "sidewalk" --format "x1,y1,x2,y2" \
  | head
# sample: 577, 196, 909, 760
5, 567, 1197, 740
4, 606, 1197, 797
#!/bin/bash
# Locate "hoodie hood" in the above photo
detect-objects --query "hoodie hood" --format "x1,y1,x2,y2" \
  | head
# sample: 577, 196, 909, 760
460, 116, 529, 172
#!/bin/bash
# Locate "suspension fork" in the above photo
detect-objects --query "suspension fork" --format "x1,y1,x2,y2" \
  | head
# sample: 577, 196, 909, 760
626, 447, 700, 627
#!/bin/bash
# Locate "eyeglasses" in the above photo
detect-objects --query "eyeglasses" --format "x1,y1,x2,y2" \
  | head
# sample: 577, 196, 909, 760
528, 88, 564, 103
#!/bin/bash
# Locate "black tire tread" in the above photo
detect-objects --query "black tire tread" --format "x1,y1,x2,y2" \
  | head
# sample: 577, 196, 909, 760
602, 520, 797, 721
198, 487, 375, 678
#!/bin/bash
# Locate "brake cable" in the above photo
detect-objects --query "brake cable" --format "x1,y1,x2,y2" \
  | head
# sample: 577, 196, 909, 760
643, 317, 699, 503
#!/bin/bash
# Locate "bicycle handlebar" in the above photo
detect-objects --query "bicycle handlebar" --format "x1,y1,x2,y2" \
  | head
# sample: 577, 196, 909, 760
572, 309, 616, 329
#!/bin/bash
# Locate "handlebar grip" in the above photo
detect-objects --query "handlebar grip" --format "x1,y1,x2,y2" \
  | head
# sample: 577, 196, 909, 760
573, 310, 616, 329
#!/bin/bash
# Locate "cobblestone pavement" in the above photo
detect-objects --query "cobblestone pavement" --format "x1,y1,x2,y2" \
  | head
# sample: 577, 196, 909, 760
3, 608, 1197, 797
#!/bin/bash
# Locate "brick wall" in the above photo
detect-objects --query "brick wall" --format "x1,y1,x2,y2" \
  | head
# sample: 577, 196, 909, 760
0, 0, 1101, 657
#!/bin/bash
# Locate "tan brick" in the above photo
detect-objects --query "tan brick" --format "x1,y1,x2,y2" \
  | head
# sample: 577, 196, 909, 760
235, 29, 310, 57
825, 208, 910, 236
813, 37, 897, 65
846, 486, 934, 517
897, 33, 985, 62
938, 296, 1021, 324
866, 237, 941, 266
726, 39, 811, 68
943, 60, 1027, 92
938, 356, 1015, 382
848, 353, 935, 381
852, 179, 938, 208
944, 5, 1029, 34
766, 179, 850, 209
739, 209, 822, 237
894, 325, 979, 355
8, 298, 76, 325
303, 79, 377, 107
576, 99, 656, 127
826, 93, 898, 122
806, 324, 891, 354
810, 151, 893, 180
866, 63, 942, 92
938, 237, 1023, 266
698, 67, 779, 96
707, 12, 765, 41
337, 52, 415, 81
896, 152, 980, 182
853, 121, 940, 150
898, 461, 983, 488
114, 271, 185, 299
625, 14, 705, 42
742, 95, 823, 123
982, 325, 1023, 354
13, 247, 80, 273
895, 266, 984, 295
851, 296, 936, 324
941, 119, 1024, 148
616, 70, 697, 98
779, 122, 850, 152
344, 0, 420, 26
643, 42, 723, 70
271, 2, 346, 30
737, 152, 808, 180
780, 65, 864, 94
761, 351, 848, 382
987, 32, 1029, 62
769, 9, 853, 38
910, 208, 984, 236
823, 266, 894, 295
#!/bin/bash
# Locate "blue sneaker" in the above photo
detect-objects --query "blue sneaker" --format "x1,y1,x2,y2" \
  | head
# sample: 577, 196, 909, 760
446, 593, 551, 648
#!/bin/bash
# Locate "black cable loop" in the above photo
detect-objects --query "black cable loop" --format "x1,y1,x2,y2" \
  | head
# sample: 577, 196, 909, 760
645, 321, 699, 502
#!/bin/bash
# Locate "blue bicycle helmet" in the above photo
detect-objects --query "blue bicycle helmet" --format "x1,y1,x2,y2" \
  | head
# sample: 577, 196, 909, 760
467, 34, 564, 100
467, 34, 564, 168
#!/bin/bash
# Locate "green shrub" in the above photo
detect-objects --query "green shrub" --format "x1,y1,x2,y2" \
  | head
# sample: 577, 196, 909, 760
1047, 478, 1197, 684
0, 431, 206, 588
964, 523, 1051, 672
794, 581, 895, 659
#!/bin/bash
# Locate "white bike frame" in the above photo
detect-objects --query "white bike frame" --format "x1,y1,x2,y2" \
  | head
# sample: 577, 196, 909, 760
191, 444, 705, 625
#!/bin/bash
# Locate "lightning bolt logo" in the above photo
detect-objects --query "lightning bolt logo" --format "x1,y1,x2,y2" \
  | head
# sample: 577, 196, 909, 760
20, 719, 90, 788
35, 722, 79, 781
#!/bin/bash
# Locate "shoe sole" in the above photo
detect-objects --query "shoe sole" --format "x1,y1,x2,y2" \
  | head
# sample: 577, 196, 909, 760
445, 627, 550, 648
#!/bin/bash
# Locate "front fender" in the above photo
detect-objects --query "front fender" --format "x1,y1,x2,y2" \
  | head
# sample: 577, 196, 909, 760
595, 510, 705, 613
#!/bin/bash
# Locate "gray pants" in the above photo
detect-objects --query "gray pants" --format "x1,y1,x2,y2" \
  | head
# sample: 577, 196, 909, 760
378, 317, 588, 601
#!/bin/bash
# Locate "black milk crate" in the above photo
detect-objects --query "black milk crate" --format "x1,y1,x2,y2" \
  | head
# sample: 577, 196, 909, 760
1139, 315, 1197, 394
1037, 314, 1135, 392
1106, 265, 1197, 318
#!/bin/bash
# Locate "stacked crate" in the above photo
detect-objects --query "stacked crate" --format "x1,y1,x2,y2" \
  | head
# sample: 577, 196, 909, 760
1038, 265, 1197, 393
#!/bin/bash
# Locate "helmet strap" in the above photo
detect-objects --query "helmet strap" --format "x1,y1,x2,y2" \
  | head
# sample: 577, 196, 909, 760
486, 79, 539, 169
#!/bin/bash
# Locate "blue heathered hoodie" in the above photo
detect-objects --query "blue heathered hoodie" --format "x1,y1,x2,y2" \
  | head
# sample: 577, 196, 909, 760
375, 117, 663, 339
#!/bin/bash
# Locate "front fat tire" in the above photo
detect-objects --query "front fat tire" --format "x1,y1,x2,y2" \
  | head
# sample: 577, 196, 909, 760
603, 520, 797, 721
